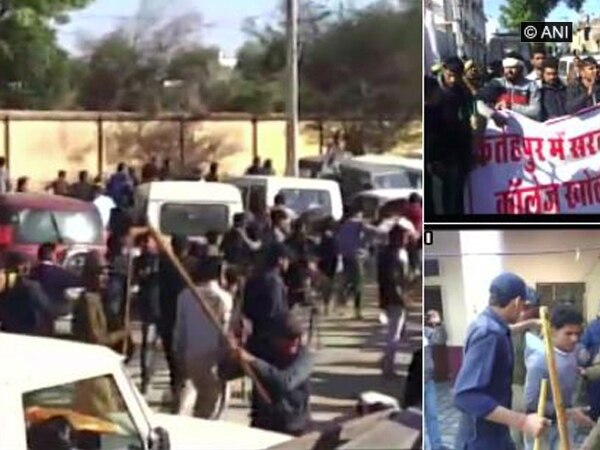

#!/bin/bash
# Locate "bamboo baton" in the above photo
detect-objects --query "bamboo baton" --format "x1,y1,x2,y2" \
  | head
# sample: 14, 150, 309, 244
147, 227, 272, 405
533, 378, 548, 450
121, 241, 135, 356
540, 306, 570, 450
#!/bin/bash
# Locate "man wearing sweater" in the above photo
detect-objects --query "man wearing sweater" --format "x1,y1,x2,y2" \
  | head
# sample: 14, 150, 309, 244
477, 53, 541, 125
523, 304, 594, 450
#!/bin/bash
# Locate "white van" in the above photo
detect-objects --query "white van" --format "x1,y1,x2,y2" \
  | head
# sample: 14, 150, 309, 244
134, 181, 244, 238
0, 332, 291, 450
228, 176, 343, 221
559, 54, 600, 84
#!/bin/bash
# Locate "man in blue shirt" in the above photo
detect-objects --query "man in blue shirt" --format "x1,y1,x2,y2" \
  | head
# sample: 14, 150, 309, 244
454, 272, 549, 449
523, 304, 594, 449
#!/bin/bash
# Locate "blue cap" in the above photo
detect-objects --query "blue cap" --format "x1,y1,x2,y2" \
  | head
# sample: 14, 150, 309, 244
490, 272, 538, 307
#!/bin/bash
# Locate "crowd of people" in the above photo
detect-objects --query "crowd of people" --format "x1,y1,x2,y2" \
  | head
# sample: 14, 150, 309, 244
0, 157, 423, 436
424, 271, 600, 450
425, 45, 600, 215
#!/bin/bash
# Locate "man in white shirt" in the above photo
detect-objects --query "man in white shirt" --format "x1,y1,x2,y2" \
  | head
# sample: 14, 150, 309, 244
92, 184, 116, 228
173, 258, 233, 419
526, 46, 546, 87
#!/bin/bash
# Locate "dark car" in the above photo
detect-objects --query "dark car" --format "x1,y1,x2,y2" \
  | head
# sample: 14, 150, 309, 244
0, 193, 105, 272
337, 160, 417, 204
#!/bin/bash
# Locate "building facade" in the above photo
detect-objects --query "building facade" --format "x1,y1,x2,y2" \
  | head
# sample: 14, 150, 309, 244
425, 229, 600, 382
572, 16, 600, 54
428, 0, 487, 63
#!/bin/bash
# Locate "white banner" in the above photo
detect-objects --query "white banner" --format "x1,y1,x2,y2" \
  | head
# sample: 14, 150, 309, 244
467, 106, 600, 214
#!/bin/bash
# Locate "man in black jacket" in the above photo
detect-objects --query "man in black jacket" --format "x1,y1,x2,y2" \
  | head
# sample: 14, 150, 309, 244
540, 57, 567, 121
425, 56, 473, 216
243, 243, 290, 359
229, 311, 313, 436
0, 252, 58, 336
567, 56, 600, 114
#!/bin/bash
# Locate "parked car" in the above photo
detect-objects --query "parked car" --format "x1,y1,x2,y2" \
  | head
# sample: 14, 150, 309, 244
0, 193, 104, 272
133, 181, 244, 240
352, 154, 422, 188
227, 175, 344, 221
336, 160, 420, 206
0, 332, 292, 450
350, 188, 421, 221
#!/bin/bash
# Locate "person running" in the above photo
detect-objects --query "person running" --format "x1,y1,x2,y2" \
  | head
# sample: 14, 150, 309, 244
378, 225, 410, 377
243, 243, 290, 360
134, 232, 161, 395
316, 217, 339, 316
174, 258, 233, 419
158, 234, 193, 401
453, 273, 549, 449
336, 208, 373, 319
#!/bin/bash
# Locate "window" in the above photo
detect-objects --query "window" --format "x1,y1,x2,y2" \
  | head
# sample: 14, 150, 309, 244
23, 374, 144, 450
373, 170, 421, 190
424, 259, 440, 277
16, 209, 103, 245
160, 203, 229, 236
535, 282, 585, 316
277, 188, 332, 216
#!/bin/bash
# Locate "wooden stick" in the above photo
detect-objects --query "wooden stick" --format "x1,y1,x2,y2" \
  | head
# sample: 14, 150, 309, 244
148, 227, 272, 405
121, 244, 135, 355
533, 378, 548, 450
540, 306, 570, 450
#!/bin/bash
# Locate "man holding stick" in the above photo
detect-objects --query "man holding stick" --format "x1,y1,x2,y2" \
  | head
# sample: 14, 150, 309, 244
524, 304, 594, 449
454, 272, 549, 450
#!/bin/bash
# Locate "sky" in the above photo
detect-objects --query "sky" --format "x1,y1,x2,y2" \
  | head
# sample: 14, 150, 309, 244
57, 0, 380, 56
485, 0, 600, 40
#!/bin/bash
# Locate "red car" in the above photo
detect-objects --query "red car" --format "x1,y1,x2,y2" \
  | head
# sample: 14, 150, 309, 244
0, 193, 105, 271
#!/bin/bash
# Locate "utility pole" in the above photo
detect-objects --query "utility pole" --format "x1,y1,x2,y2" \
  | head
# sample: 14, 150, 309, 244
285, 0, 299, 176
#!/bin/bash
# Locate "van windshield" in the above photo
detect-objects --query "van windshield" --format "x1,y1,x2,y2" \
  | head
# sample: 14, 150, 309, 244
160, 203, 229, 236
16, 209, 103, 245
277, 188, 332, 216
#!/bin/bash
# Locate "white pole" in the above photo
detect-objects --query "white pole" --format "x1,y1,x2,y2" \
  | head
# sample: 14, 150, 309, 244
285, 0, 299, 176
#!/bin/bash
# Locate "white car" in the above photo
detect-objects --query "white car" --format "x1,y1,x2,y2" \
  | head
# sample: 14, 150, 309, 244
133, 181, 244, 239
0, 332, 291, 450
227, 176, 344, 221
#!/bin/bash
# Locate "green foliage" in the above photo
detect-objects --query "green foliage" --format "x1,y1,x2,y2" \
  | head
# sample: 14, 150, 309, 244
0, 0, 92, 108
500, 0, 585, 30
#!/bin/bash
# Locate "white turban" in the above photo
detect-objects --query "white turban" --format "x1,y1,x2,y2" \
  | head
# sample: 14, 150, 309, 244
503, 57, 525, 68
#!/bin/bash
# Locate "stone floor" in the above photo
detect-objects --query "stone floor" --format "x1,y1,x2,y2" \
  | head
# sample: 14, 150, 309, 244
433, 382, 590, 448
126, 282, 423, 429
